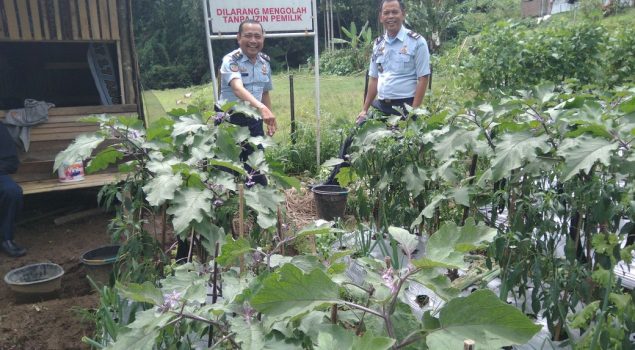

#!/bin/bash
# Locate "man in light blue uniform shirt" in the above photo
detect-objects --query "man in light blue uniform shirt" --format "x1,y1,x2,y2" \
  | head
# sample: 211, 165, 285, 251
357, 0, 430, 123
220, 50, 273, 109
219, 19, 277, 137
218, 19, 277, 187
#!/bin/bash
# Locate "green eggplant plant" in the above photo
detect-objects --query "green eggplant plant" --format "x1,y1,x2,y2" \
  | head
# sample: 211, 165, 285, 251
324, 82, 635, 345
103, 220, 540, 349
54, 101, 296, 252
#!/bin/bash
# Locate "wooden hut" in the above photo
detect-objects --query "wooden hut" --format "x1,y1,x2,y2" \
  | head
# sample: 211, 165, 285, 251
0, 0, 142, 194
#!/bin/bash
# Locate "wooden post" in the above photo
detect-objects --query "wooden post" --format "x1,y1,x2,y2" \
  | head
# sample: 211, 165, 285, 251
208, 241, 220, 347
118, 0, 135, 104
290, 74, 296, 145
239, 184, 245, 273
161, 204, 167, 250
464, 339, 475, 350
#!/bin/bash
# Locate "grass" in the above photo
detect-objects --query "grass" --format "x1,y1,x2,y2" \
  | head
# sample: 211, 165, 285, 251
600, 6, 635, 29
143, 72, 366, 143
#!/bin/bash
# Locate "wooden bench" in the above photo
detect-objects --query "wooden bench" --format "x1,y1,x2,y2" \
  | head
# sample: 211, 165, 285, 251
1, 104, 138, 194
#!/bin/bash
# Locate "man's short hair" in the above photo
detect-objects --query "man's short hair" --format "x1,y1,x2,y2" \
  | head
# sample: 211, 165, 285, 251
238, 19, 264, 34
380, 0, 406, 12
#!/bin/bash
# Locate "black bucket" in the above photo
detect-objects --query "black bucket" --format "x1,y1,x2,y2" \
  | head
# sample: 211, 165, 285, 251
311, 185, 349, 220
80, 245, 120, 286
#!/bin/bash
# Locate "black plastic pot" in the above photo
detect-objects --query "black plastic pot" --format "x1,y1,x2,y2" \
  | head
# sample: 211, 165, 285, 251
311, 185, 349, 221
80, 245, 120, 286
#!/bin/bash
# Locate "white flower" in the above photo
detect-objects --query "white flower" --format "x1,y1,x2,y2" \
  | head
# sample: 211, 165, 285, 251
159, 290, 182, 312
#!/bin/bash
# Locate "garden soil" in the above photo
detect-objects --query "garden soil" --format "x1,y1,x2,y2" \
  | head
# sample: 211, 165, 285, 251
0, 187, 321, 349
0, 190, 112, 350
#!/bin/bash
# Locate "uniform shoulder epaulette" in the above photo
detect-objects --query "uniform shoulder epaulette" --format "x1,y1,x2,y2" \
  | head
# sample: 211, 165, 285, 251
258, 52, 270, 62
231, 50, 243, 61
407, 31, 421, 39
374, 36, 384, 45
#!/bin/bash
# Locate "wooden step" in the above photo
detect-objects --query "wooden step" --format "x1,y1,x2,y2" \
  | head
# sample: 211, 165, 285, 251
20, 172, 125, 195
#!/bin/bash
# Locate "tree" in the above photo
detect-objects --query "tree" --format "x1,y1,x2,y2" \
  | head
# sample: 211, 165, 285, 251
405, 0, 464, 52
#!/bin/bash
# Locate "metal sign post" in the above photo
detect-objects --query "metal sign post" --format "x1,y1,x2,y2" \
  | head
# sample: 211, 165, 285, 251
203, 0, 218, 101
202, 0, 322, 168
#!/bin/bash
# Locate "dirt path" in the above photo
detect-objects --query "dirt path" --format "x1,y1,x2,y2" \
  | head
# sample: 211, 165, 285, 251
1, 191, 112, 350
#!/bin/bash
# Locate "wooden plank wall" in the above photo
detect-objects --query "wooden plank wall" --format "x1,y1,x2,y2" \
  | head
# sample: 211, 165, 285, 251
0, 0, 120, 41
0, 104, 137, 182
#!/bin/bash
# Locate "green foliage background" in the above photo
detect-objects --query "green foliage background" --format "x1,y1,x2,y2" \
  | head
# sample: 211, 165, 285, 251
132, 0, 380, 89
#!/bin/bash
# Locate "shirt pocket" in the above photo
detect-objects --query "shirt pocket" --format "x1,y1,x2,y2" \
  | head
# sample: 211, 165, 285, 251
254, 67, 270, 86
396, 53, 415, 73
241, 71, 254, 85
258, 72, 270, 84
250, 84, 264, 99
373, 56, 386, 73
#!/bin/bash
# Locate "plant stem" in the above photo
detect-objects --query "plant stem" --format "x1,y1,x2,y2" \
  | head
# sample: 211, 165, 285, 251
355, 285, 375, 336
341, 281, 374, 295
590, 272, 613, 350
395, 330, 425, 349
388, 268, 420, 315
209, 332, 236, 349
383, 304, 396, 339
174, 311, 239, 348
340, 301, 384, 318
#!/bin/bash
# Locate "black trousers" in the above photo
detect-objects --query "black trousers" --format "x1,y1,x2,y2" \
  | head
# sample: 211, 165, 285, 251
371, 97, 415, 117
324, 97, 415, 185
228, 112, 267, 187
0, 175, 22, 241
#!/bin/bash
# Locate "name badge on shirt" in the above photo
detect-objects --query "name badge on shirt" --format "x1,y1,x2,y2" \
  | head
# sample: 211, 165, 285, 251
377, 63, 384, 73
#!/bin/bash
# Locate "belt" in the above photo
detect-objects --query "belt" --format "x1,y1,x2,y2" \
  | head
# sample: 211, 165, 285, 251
378, 97, 413, 104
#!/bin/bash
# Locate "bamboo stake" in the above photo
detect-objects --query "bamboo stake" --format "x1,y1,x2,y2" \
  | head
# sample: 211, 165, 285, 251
187, 227, 195, 263
310, 235, 317, 255
462, 154, 478, 225
277, 207, 284, 255
212, 242, 220, 303
239, 184, 245, 273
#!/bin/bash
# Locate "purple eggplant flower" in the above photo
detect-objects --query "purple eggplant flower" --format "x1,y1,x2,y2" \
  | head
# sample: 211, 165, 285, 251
158, 290, 182, 313
214, 112, 225, 124
382, 267, 399, 294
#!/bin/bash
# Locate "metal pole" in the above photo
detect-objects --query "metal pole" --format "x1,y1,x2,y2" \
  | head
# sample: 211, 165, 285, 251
329, 0, 334, 50
290, 74, 296, 145
203, 0, 218, 102
325, 0, 330, 51
313, 0, 321, 169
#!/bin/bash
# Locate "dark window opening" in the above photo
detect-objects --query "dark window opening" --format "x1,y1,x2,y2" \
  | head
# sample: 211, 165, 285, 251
0, 42, 120, 110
